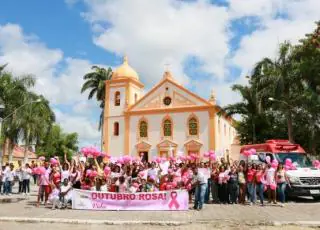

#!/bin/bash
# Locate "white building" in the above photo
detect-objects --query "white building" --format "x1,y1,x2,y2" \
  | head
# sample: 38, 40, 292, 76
103, 57, 236, 161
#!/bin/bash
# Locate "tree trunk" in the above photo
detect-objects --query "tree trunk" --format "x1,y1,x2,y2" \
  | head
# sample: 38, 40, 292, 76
252, 116, 257, 144
8, 141, 13, 163
287, 110, 294, 143
24, 132, 30, 164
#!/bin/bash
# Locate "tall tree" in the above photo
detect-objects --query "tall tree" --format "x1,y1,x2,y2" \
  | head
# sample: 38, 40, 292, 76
221, 84, 263, 144
253, 42, 299, 143
0, 69, 36, 163
81, 66, 112, 149
15, 93, 55, 163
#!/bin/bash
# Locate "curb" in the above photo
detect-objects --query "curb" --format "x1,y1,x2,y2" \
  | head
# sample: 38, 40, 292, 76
0, 217, 188, 226
1, 217, 320, 227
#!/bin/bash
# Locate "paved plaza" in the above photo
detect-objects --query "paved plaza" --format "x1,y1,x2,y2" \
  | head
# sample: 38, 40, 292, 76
1, 185, 320, 229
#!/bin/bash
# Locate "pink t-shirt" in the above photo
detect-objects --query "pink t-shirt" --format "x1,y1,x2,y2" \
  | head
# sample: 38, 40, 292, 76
246, 169, 255, 183
39, 169, 51, 186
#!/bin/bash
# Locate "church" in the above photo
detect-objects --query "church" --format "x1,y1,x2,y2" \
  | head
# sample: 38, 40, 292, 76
102, 57, 237, 161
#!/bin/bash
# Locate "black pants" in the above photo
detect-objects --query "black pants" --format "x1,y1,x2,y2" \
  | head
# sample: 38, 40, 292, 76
22, 179, 30, 193
0, 181, 2, 194
33, 175, 37, 185
218, 183, 229, 204
19, 181, 23, 193
228, 183, 239, 204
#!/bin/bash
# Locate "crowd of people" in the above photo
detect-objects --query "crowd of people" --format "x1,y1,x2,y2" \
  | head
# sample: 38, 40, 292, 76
0, 153, 292, 210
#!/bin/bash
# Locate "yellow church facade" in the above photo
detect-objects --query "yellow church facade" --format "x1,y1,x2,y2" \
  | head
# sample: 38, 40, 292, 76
103, 57, 236, 161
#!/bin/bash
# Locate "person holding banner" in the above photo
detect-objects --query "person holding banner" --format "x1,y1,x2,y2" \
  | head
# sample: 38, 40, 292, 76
192, 167, 207, 210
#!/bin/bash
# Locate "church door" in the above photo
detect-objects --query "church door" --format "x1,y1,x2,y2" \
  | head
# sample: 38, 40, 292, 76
140, 152, 148, 162
160, 151, 169, 159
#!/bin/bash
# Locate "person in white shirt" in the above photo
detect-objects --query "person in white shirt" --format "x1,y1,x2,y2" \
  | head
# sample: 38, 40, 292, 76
22, 163, 32, 195
17, 161, 23, 193
3, 164, 14, 195
192, 167, 207, 210
60, 178, 73, 208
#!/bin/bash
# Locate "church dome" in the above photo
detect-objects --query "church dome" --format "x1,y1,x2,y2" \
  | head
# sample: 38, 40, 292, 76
112, 56, 139, 80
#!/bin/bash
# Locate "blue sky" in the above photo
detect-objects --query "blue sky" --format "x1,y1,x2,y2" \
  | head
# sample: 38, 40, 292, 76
0, 0, 318, 147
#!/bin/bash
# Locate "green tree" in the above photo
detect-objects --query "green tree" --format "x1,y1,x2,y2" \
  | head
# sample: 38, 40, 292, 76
81, 66, 112, 149
221, 84, 264, 144
15, 93, 55, 163
36, 124, 78, 160
253, 42, 300, 143
0, 69, 36, 163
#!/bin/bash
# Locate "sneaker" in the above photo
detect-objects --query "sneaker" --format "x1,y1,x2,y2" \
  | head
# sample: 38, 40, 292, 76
280, 203, 285, 207
41, 201, 45, 205
249, 202, 253, 206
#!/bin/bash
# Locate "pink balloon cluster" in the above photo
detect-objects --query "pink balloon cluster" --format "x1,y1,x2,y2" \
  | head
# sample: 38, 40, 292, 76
32, 167, 46, 175
313, 160, 320, 169
81, 146, 111, 159
104, 166, 111, 176
203, 150, 216, 161
86, 169, 98, 178
284, 158, 297, 171
50, 157, 58, 166
242, 148, 256, 157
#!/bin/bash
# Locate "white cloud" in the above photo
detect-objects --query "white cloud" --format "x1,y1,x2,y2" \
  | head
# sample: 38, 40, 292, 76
229, 0, 319, 80
82, 0, 231, 86
54, 108, 100, 146
0, 23, 63, 78
0, 23, 101, 145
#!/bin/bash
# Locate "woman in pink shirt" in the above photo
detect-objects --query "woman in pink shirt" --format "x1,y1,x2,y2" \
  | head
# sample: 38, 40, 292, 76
254, 164, 265, 206
246, 164, 256, 205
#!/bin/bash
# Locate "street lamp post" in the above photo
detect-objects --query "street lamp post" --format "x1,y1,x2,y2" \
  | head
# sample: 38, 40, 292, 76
0, 99, 41, 165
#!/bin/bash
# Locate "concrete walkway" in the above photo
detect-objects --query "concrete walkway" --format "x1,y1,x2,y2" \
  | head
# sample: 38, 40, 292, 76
0, 185, 320, 227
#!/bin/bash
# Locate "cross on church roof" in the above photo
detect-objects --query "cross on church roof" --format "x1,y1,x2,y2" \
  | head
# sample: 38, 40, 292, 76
164, 62, 171, 71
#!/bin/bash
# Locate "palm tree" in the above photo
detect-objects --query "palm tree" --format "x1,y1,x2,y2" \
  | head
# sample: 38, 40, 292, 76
0, 69, 36, 163
253, 42, 299, 143
15, 93, 55, 163
81, 66, 112, 150
221, 84, 263, 143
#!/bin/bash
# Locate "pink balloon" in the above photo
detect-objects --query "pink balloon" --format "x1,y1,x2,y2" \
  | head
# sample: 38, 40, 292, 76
312, 160, 320, 169
117, 157, 124, 164
285, 158, 292, 165
104, 166, 111, 175
203, 152, 210, 158
284, 165, 290, 171
271, 162, 278, 169
169, 156, 176, 162
209, 153, 216, 161
38, 167, 46, 175
186, 155, 192, 161
156, 157, 162, 164
50, 158, 58, 165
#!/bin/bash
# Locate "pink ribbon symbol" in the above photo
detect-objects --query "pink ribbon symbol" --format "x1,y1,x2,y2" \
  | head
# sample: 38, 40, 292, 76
168, 191, 180, 209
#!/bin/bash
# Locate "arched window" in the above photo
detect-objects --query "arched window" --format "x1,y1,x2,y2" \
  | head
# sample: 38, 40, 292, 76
114, 122, 119, 136
218, 119, 221, 133
224, 124, 226, 136
115, 91, 120, 106
139, 120, 148, 138
188, 117, 198, 136
134, 93, 138, 103
163, 119, 172, 137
